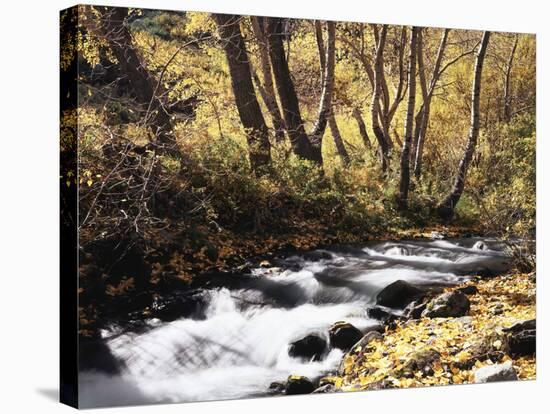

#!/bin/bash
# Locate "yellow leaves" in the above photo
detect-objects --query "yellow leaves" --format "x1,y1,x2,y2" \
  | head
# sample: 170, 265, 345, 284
337, 272, 536, 392
454, 350, 471, 363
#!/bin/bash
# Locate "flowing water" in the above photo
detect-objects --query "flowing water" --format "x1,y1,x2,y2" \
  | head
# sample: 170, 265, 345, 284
79, 238, 511, 408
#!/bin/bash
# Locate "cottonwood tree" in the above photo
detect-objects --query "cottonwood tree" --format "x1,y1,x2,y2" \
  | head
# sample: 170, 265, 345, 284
213, 14, 271, 174
250, 16, 286, 142
503, 34, 519, 122
314, 20, 350, 165
437, 31, 491, 219
412, 28, 449, 178
95, 7, 178, 155
397, 27, 419, 209
264, 17, 336, 165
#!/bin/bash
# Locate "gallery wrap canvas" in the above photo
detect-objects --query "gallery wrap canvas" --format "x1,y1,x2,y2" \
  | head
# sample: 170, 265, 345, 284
60, 4, 536, 409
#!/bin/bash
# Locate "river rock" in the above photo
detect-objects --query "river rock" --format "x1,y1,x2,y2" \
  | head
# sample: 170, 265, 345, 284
504, 319, 536, 356
376, 280, 425, 308
329, 321, 363, 351
366, 307, 392, 321
421, 290, 470, 318
473, 241, 488, 250
458, 285, 479, 295
285, 375, 315, 395
403, 300, 427, 320
474, 361, 518, 383
303, 250, 333, 261
288, 334, 327, 361
268, 381, 286, 394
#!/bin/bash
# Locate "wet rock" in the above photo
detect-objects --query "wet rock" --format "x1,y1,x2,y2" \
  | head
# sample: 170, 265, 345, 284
268, 381, 286, 394
474, 361, 518, 383
504, 320, 536, 356
288, 334, 327, 361
473, 241, 488, 250
458, 285, 478, 295
285, 375, 315, 395
366, 307, 392, 321
329, 321, 363, 351
303, 250, 333, 261
403, 300, 427, 320
376, 280, 425, 308
421, 290, 470, 318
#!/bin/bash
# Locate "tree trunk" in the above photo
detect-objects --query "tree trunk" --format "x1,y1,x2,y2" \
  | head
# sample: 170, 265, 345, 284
352, 108, 372, 149
503, 34, 519, 122
250, 17, 286, 141
370, 25, 391, 171
413, 28, 449, 179
328, 113, 351, 165
97, 7, 177, 154
214, 14, 271, 174
310, 21, 337, 148
437, 31, 491, 219
265, 17, 322, 164
397, 27, 419, 209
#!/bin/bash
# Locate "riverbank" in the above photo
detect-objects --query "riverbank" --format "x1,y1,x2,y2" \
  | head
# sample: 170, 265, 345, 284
325, 271, 536, 391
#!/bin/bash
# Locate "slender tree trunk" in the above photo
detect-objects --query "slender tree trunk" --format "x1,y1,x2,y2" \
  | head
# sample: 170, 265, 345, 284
413, 28, 449, 178
310, 21, 337, 148
265, 17, 322, 164
328, 113, 351, 165
97, 7, 177, 154
313, 19, 343, 163
437, 31, 491, 219
370, 25, 391, 171
503, 34, 519, 122
214, 14, 271, 174
250, 17, 286, 141
352, 108, 372, 149
397, 27, 419, 209
411, 28, 428, 161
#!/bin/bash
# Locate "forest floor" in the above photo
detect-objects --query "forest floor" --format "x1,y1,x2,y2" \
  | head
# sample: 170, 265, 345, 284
323, 271, 536, 391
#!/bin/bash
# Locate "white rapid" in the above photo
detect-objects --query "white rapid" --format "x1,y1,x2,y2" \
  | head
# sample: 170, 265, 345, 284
79, 238, 510, 408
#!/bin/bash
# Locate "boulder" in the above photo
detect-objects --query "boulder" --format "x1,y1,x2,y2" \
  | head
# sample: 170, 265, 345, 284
458, 285, 479, 295
329, 322, 363, 351
288, 334, 327, 361
504, 320, 536, 356
474, 361, 518, 383
376, 280, 425, 308
268, 381, 286, 394
421, 290, 470, 318
403, 300, 427, 320
285, 375, 315, 395
366, 307, 399, 324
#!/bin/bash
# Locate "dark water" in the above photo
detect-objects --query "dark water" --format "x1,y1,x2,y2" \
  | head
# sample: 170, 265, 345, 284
79, 238, 511, 407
